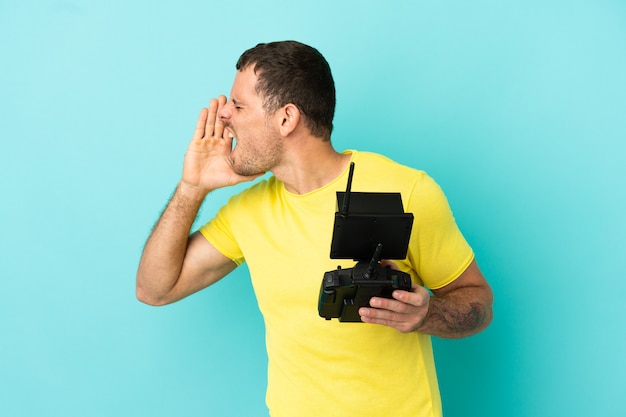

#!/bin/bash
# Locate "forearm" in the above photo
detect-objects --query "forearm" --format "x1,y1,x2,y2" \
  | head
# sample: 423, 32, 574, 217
417, 286, 493, 339
136, 181, 209, 304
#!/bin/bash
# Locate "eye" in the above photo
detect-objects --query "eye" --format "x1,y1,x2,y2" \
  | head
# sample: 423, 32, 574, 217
231, 99, 242, 110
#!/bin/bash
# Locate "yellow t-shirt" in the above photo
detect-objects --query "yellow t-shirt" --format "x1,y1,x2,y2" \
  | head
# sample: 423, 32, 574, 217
200, 150, 474, 417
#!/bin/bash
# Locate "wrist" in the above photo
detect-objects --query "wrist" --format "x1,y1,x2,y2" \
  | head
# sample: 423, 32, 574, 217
177, 180, 212, 202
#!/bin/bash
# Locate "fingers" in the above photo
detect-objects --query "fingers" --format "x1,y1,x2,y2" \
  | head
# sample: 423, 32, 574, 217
192, 108, 209, 141
359, 285, 430, 333
207, 95, 227, 139
205, 98, 219, 138
381, 259, 399, 270
193, 95, 227, 141
393, 283, 429, 306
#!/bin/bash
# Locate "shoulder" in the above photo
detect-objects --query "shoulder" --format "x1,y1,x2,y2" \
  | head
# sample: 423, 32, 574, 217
349, 150, 429, 189
221, 176, 281, 211
349, 150, 451, 213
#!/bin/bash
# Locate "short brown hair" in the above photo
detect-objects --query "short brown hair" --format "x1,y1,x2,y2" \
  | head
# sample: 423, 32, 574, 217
236, 41, 336, 140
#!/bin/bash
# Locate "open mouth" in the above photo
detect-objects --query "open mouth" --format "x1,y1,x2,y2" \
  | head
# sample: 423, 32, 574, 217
226, 129, 237, 147
227, 130, 238, 163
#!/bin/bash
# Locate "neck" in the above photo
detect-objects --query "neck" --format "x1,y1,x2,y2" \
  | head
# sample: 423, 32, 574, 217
273, 141, 352, 195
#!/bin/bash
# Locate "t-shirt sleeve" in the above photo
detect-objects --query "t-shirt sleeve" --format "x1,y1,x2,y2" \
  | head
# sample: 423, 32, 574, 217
406, 173, 474, 290
199, 196, 246, 266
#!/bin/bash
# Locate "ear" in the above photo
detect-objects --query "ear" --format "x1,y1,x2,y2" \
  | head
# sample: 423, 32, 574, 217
278, 103, 301, 137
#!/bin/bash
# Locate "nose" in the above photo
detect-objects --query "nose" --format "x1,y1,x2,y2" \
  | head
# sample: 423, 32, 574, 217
218, 100, 232, 121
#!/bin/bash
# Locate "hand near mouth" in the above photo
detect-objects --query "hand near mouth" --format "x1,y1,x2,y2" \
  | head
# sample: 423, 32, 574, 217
181, 95, 262, 196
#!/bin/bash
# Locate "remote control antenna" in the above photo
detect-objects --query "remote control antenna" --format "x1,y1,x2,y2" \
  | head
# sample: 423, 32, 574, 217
363, 243, 383, 280
340, 162, 355, 217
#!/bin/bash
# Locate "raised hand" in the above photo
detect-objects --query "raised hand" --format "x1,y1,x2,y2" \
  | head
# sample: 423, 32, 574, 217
181, 95, 261, 194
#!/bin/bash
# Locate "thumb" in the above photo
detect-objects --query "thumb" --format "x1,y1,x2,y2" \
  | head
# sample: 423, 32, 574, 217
381, 259, 400, 270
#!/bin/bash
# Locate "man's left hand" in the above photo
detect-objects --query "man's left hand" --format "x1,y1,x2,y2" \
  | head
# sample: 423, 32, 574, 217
359, 283, 430, 333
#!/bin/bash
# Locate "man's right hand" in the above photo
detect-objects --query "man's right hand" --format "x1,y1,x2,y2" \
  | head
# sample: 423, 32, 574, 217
181, 95, 261, 195
137, 96, 248, 306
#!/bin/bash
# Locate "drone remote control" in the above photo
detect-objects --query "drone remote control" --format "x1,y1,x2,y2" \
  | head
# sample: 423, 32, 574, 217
317, 163, 414, 322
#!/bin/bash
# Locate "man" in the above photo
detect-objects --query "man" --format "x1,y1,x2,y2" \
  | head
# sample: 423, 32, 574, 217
137, 40, 493, 417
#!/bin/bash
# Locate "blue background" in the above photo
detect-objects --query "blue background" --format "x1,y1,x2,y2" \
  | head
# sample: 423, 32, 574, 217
2, 1, 625, 416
